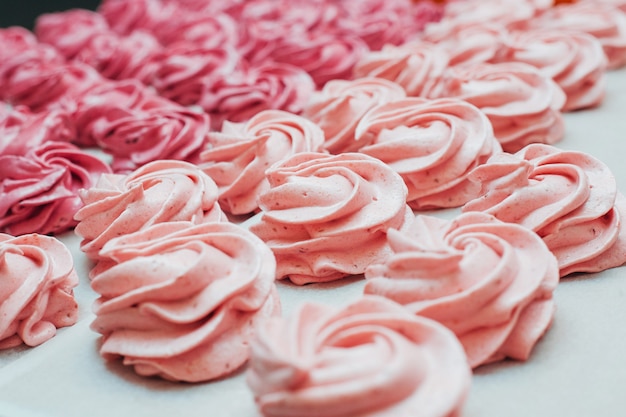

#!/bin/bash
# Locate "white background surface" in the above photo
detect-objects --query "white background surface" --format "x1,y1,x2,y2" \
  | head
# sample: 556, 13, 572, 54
1, 71, 626, 417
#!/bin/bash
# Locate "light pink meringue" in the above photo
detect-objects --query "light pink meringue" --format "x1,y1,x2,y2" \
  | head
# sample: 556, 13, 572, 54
365, 212, 559, 368
435, 62, 566, 153
438, 0, 548, 31
354, 41, 450, 98
303, 77, 406, 154
463, 144, 626, 276
496, 29, 607, 111
356, 97, 502, 209
247, 295, 470, 417
200, 110, 325, 215
91, 221, 280, 382
0, 142, 111, 236
250, 152, 412, 284
0, 233, 79, 349
74, 160, 224, 261
530, 1, 626, 69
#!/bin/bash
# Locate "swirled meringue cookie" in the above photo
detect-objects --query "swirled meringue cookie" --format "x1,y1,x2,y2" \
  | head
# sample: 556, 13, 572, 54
75, 160, 224, 261
200, 110, 325, 215
250, 152, 413, 285
0, 233, 78, 349
356, 97, 502, 209
90, 221, 280, 382
0, 142, 111, 236
463, 144, 626, 276
365, 212, 559, 368
530, 1, 626, 69
302, 77, 406, 154
353, 41, 450, 98
495, 29, 607, 111
435, 62, 566, 153
247, 295, 470, 417
435, 0, 549, 31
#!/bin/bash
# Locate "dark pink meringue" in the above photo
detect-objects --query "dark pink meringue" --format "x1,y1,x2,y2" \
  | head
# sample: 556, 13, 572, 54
0, 142, 111, 236
98, 0, 177, 36
151, 44, 239, 107
0, 106, 74, 155
200, 63, 315, 130
75, 30, 162, 85
34, 9, 111, 60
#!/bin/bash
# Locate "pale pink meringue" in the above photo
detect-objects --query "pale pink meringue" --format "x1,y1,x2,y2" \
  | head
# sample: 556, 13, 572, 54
34, 9, 111, 60
74, 160, 224, 261
354, 41, 450, 98
463, 144, 626, 276
200, 63, 315, 130
0, 142, 111, 236
247, 295, 470, 417
439, 0, 549, 31
530, 1, 626, 69
421, 22, 507, 67
200, 110, 325, 215
91, 221, 280, 382
365, 212, 558, 368
435, 62, 566, 153
356, 98, 502, 209
303, 77, 407, 154
250, 152, 413, 284
0, 233, 78, 349
495, 29, 607, 111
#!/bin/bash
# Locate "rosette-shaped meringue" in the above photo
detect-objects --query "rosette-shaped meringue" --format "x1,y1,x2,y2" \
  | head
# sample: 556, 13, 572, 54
200, 63, 315, 130
303, 77, 406, 154
90, 104, 211, 173
421, 22, 507, 66
0, 106, 74, 155
91, 221, 280, 382
98, 0, 175, 36
247, 295, 470, 417
0, 233, 78, 349
200, 110, 325, 215
0, 142, 111, 236
155, 13, 239, 49
34, 9, 111, 60
75, 160, 224, 261
530, 1, 626, 69
270, 32, 368, 87
463, 144, 626, 276
438, 0, 548, 31
496, 29, 607, 111
354, 41, 450, 98
356, 98, 502, 209
435, 62, 566, 153
75, 30, 162, 85
151, 44, 239, 107
250, 152, 413, 284
365, 212, 559, 368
